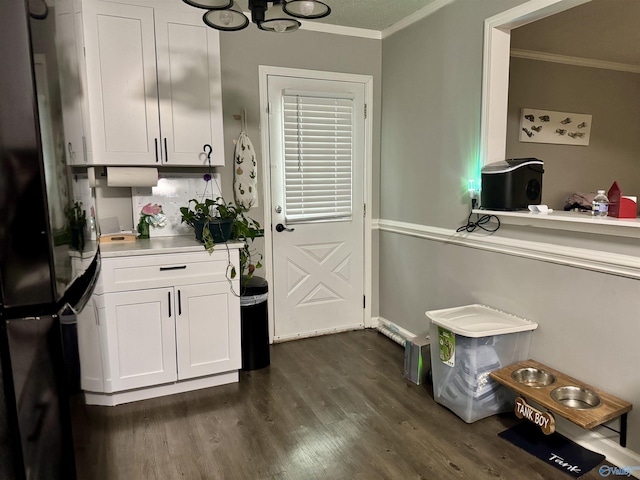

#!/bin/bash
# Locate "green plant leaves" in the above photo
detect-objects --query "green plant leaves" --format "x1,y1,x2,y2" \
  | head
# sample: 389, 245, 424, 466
180, 196, 264, 284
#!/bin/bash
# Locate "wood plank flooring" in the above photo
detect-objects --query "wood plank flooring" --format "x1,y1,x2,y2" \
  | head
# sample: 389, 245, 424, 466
70, 329, 610, 479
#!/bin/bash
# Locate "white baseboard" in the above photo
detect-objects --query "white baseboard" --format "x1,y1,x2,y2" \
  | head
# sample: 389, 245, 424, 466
84, 371, 239, 406
273, 323, 365, 343
556, 417, 640, 478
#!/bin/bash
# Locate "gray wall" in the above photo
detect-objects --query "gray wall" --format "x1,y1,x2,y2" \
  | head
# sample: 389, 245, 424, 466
506, 57, 640, 210
380, 0, 523, 228
379, 0, 640, 452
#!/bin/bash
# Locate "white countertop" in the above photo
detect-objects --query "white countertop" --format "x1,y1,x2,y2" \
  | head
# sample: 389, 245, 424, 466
472, 209, 640, 238
95, 235, 244, 258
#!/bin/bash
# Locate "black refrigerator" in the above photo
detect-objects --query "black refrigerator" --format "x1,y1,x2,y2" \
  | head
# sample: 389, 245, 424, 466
0, 0, 100, 478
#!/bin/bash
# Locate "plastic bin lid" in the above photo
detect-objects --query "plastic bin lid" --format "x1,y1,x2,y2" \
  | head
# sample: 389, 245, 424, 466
425, 304, 537, 337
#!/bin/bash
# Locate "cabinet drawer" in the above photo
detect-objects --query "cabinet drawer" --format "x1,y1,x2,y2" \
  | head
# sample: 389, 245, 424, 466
100, 251, 238, 293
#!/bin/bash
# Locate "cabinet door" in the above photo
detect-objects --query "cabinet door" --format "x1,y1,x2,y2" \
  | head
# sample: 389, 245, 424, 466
155, 9, 225, 166
83, 1, 160, 165
175, 282, 241, 380
54, 1, 87, 165
103, 288, 177, 392
76, 297, 104, 392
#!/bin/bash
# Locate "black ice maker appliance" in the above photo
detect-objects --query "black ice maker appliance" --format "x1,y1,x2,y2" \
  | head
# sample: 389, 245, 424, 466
481, 158, 544, 210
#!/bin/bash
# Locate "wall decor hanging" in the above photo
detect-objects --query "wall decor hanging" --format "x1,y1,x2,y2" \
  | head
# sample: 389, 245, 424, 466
519, 108, 592, 146
233, 110, 258, 210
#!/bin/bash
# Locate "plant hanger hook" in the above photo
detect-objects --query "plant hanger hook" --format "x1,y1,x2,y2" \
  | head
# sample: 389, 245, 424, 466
203, 144, 213, 164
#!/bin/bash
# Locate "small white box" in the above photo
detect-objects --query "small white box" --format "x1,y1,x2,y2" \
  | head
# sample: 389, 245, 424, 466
426, 304, 537, 423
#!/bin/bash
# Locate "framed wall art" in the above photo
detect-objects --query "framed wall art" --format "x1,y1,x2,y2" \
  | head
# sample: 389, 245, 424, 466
519, 108, 592, 146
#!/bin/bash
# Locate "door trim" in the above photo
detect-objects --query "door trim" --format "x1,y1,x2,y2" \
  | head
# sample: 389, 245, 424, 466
258, 66, 374, 342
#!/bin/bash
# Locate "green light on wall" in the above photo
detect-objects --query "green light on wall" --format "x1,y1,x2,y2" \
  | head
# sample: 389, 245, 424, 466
467, 151, 482, 199
468, 178, 480, 197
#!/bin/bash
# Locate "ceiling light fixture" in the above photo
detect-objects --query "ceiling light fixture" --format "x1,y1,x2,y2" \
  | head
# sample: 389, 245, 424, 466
184, 0, 331, 33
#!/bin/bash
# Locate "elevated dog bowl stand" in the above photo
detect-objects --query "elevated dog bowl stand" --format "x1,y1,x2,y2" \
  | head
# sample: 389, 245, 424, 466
490, 359, 632, 447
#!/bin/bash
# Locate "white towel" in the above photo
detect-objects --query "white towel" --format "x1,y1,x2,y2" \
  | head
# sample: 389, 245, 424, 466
233, 129, 258, 210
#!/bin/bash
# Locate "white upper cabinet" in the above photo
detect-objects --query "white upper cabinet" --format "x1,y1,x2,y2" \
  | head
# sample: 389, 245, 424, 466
81, 0, 225, 166
54, 0, 89, 165
155, 10, 225, 166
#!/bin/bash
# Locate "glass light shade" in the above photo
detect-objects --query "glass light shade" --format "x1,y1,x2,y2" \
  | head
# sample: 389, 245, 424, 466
282, 0, 330, 19
183, 0, 233, 10
203, 5, 249, 31
258, 3, 300, 33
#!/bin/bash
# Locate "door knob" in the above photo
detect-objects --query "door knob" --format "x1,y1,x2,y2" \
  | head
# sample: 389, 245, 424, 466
275, 223, 294, 232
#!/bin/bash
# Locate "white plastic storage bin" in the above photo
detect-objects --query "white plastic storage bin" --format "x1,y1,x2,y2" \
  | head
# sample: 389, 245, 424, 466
426, 304, 537, 423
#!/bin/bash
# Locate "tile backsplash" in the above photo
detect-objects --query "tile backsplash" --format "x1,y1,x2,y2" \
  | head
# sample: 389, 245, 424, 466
132, 172, 222, 237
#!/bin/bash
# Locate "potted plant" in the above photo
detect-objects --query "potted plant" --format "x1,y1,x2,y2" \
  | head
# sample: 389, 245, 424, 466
65, 201, 86, 251
137, 203, 167, 239
180, 197, 236, 248
180, 197, 263, 284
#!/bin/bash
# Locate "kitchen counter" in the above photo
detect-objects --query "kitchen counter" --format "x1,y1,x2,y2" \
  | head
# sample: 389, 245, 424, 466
82, 235, 244, 258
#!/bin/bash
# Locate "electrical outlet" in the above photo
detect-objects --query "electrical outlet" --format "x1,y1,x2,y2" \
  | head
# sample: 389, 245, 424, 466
467, 179, 480, 200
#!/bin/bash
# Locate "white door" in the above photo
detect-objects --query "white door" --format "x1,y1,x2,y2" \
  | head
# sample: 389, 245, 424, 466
175, 282, 241, 380
103, 288, 177, 392
267, 74, 366, 341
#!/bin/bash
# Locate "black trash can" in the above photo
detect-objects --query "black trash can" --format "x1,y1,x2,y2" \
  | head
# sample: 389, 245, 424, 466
240, 276, 270, 370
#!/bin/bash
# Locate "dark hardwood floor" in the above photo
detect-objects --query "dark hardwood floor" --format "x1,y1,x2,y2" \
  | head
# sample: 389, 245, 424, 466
71, 329, 609, 479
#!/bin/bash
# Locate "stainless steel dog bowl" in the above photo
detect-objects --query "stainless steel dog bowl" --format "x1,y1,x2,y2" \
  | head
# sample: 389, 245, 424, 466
551, 386, 602, 409
511, 367, 556, 388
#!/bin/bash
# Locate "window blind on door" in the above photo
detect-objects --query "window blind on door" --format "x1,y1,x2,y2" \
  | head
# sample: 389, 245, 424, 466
282, 93, 353, 223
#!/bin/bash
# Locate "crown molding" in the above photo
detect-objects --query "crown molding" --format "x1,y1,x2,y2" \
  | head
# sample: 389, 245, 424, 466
299, 20, 382, 39
382, 0, 455, 39
511, 48, 640, 74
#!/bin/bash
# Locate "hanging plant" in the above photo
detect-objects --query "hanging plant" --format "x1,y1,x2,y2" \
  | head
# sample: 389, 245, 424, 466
180, 171, 262, 286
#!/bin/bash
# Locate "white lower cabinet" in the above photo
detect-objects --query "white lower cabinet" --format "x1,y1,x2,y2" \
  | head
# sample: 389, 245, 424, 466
78, 248, 241, 406
101, 288, 177, 392
176, 282, 238, 380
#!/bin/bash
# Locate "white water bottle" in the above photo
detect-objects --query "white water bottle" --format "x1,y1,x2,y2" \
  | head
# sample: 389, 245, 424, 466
592, 190, 609, 217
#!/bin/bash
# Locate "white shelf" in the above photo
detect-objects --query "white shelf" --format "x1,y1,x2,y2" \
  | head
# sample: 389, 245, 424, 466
473, 209, 640, 239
